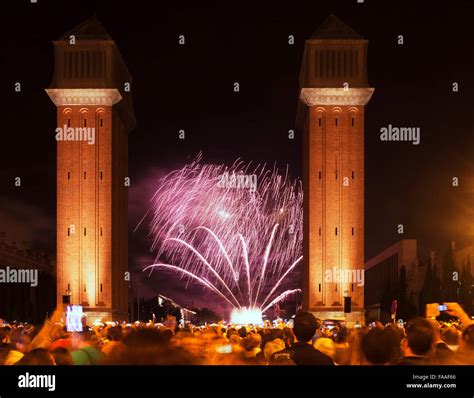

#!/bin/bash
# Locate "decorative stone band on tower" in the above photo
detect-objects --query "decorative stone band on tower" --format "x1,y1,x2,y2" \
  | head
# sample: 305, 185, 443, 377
46, 17, 136, 322
297, 15, 374, 324
45, 89, 123, 106
300, 88, 374, 106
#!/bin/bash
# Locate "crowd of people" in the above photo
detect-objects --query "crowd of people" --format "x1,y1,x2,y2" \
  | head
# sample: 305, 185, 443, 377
1, 302, 473, 365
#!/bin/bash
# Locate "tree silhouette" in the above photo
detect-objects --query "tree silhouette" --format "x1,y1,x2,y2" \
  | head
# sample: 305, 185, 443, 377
399, 265, 407, 297
441, 242, 458, 301
396, 265, 416, 320
195, 307, 220, 324
380, 282, 393, 324
460, 261, 467, 306
460, 256, 473, 315
432, 263, 441, 303
419, 259, 432, 315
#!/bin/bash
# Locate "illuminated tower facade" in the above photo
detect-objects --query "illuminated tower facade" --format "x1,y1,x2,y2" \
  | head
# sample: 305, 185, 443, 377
297, 15, 374, 322
46, 18, 135, 321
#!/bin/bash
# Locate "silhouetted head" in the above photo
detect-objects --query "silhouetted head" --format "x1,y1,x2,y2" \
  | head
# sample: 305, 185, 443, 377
462, 324, 474, 350
50, 347, 73, 365
406, 318, 435, 356
10, 332, 30, 353
16, 348, 55, 365
361, 328, 398, 364
293, 312, 317, 343
442, 327, 460, 346
238, 326, 247, 338
107, 327, 122, 342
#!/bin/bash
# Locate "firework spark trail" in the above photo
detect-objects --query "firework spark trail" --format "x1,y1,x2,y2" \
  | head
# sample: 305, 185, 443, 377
145, 155, 303, 319
260, 256, 303, 309
262, 289, 302, 313
195, 226, 238, 282
163, 238, 241, 308
144, 263, 237, 308
253, 223, 279, 308
237, 234, 252, 306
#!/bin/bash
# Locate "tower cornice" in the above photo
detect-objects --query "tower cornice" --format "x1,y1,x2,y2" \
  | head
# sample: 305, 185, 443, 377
45, 88, 122, 106
300, 87, 374, 106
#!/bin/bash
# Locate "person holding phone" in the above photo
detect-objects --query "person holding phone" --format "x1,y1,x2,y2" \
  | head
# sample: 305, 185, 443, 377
444, 302, 473, 327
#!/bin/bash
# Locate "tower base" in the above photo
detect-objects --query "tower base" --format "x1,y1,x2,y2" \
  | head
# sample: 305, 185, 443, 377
83, 309, 129, 323
310, 310, 365, 327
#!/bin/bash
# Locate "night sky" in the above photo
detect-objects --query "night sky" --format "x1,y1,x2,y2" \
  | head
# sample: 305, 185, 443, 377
0, 0, 472, 311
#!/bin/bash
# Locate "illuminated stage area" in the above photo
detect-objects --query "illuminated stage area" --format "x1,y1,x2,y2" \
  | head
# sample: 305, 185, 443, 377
230, 307, 264, 325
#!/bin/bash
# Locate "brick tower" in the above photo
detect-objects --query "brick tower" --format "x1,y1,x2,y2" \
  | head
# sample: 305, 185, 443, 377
297, 15, 374, 323
46, 17, 135, 321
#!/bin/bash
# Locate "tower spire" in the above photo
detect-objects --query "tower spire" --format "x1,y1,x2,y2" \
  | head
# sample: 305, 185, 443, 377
61, 15, 111, 40
311, 14, 363, 39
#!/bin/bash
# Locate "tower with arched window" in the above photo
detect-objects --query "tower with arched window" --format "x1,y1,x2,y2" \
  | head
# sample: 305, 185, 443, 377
46, 17, 135, 321
297, 15, 374, 323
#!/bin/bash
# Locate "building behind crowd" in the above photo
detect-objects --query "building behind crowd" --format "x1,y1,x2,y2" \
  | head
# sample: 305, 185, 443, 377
140, 294, 197, 324
0, 232, 55, 324
364, 239, 423, 321
365, 239, 473, 322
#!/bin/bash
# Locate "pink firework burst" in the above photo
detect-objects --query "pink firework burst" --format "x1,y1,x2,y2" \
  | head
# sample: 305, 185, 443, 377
143, 155, 303, 321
